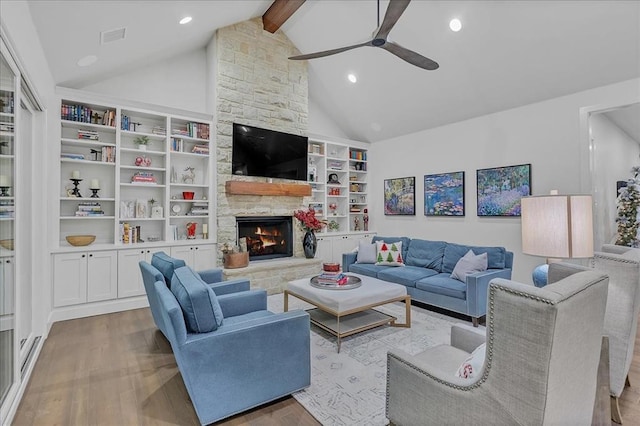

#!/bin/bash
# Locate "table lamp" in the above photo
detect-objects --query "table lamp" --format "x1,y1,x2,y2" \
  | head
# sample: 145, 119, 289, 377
521, 192, 594, 286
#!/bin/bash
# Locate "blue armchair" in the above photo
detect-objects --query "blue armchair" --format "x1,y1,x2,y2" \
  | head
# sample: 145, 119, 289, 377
140, 251, 250, 338
146, 264, 311, 425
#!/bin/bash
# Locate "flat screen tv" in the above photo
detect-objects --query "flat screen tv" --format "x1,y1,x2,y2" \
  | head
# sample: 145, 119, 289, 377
232, 123, 308, 181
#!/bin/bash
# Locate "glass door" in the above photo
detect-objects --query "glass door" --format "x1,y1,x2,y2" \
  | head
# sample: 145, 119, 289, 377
0, 41, 17, 413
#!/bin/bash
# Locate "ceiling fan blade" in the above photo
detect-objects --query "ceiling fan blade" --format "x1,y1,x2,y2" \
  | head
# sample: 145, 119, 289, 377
381, 41, 439, 70
375, 0, 411, 40
289, 41, 371, 60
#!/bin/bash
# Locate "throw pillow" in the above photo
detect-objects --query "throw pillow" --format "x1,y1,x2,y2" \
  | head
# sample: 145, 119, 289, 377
375, 240, 405, 266
455, 343, 487, 379
450, 249, 488, 281
356, 240, 377, 264
171, 266, 224, 333
151, 251, 186, 287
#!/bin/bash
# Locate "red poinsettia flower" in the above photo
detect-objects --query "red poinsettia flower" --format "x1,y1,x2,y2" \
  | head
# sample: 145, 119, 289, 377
293, 208, 326, 232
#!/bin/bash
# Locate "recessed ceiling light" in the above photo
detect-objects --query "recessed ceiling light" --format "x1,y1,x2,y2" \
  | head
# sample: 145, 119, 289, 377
347, 73, 357, 83
77, 55, 98, 67
179, 16, 193, 25
449, 18, 462, 32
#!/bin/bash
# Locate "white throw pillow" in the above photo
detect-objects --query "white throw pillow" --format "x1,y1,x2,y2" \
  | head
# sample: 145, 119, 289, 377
455, 343, 486, 379
375, 240, 405, 266
356, 240, 377, 264
450, 249, 488, 281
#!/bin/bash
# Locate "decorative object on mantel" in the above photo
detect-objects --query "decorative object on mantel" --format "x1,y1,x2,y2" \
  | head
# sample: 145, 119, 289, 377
294, 208, 327, 259
616, 166, 640, 247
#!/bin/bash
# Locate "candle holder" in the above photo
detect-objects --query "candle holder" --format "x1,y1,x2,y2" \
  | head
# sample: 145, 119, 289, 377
90, 188, 100, 198
0, 186, 9, 197
70, 179, 82, 197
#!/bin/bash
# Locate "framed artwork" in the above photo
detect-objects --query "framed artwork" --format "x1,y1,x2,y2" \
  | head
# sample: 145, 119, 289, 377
135, 199, 148, 218
424, 171, 465, 216
476, 163, 531, 216
384, 176, 415, 215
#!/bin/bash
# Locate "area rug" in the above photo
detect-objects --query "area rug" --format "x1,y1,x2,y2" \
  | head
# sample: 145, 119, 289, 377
267, 294, 475, 426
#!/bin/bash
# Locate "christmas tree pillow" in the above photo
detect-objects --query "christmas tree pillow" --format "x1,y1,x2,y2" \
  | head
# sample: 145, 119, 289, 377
375, 240, 405, 266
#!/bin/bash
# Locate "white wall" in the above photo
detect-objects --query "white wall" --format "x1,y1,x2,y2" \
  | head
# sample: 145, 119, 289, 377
308, 96, 349, 139
81, 48, 208, 113
369, 78, 640, 284
590, 112, 640, 247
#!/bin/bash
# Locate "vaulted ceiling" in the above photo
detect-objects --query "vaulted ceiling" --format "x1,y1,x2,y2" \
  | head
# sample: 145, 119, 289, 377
26, 1, 640, 142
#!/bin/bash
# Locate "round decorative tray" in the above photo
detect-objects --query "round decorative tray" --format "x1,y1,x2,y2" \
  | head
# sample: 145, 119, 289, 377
310, 275, 362, 290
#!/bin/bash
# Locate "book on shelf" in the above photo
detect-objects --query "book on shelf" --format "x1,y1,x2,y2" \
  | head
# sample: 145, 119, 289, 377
192, 144, 209, 155
77, 129, 99, 140
131, 171, 157, 184
171, 138, 184, 152
101, 146, 115, 163
152, 126, 166, 135
61, 153, 85, 160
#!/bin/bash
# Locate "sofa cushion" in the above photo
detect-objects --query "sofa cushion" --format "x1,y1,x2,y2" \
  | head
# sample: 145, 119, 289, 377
416, 273, 467, 300
450, 250, 488, 282
376, 240, 405, 266
356, 240, 377, 264
405, 239, 447, 271
171, 266, 224, 333
347, 263, 393, 278
442, 243, 506, 273
372, 236, 411, 262
152, 251, 186, 286
378, 265, 438, 288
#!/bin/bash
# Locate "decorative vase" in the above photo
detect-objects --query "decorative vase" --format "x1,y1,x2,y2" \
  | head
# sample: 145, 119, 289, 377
303, 230, 317, 259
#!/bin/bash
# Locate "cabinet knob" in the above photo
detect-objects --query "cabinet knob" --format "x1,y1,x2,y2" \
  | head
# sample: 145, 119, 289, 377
82, 254, 86, 258
89, 254, 93, 257
5, 259, 9, 264
195, 247, 199, 250
141, 250, 145, 254
146, 250, 150, 253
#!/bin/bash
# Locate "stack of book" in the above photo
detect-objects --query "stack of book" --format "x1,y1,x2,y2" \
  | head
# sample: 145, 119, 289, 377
75, 202, 104, 217
316, 272, 348, 286
152, 126, 166, 135
0, 200, 14, 218
192, 144, 209, 155
131, 172, 156, 184
77, 129, 99, 140
101, 146, 115, 163
188, 202, 208, 216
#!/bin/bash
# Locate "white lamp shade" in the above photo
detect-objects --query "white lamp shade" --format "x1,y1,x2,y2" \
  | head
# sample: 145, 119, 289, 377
521, 194, 594, 259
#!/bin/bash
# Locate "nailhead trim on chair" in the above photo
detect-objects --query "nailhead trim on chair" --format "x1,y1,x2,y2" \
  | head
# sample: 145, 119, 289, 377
385, 281, 556, 411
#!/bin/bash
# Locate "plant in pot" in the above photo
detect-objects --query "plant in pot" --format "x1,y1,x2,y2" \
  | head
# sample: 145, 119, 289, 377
133, 135, 149, 151
328, 220, 340, 232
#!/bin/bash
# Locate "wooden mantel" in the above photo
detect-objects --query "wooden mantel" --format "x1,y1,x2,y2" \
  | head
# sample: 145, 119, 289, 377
225, 180, 311, 197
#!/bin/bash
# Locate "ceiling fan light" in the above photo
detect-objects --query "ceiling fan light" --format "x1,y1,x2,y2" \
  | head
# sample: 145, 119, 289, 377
347, 73, 357, 83
449, 18, 462, 32
179, 16, 193, 25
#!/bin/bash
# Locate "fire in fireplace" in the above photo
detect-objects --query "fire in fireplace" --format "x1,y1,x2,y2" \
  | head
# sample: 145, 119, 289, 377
236, 216, 293, 261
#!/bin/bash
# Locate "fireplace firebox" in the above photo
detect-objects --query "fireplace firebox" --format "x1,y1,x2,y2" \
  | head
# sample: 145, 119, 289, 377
236, 216, 293, 261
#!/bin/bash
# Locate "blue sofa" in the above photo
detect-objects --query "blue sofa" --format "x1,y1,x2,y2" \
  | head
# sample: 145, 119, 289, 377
343, 236, 513, 326
139, 254, 311, 425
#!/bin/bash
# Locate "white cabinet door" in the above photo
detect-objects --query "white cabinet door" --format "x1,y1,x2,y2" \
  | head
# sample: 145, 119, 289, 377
87, 251, 118, 302
193, 244, 216, 270
315, 235, 334, 264
117, 249, 146, 298
332, 235, 361, 264
170, 246, 195, 267
0, 257, 14, 316
53, 252, 88, 307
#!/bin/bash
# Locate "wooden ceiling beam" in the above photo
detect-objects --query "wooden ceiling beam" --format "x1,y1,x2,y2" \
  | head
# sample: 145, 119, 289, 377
262, 0, 306, 33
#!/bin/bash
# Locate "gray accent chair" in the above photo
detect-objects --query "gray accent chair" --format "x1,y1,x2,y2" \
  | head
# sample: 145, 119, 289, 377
548, 244, 640, 423
386, 270, 609, 425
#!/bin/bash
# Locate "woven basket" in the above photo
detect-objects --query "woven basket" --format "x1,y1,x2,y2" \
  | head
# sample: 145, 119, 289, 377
223, 252, 249, 269
0, 239, 14, 250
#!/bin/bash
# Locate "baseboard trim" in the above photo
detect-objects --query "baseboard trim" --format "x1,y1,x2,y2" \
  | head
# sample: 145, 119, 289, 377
4, 334, 45, 425
47, 296, 149, 325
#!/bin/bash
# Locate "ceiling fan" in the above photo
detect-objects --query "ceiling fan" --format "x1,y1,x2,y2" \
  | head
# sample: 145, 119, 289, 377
288, 0, 438, 70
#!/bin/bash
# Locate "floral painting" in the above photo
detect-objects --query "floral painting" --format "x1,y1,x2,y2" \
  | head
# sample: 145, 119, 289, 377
476, 164, 531, 216
384, 177, 415, 215
424, 171, 465, 216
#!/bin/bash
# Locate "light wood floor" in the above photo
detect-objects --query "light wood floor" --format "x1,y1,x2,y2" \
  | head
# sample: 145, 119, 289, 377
11, 307, 640, 425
